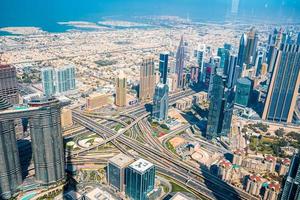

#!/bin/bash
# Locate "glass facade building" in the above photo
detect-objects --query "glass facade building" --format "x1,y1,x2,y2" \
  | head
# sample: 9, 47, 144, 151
263, 44, 300, 123
41, 65, 76, 96
280, 153, 300, 200
159, 52, 168, 84
125, 159, 155, 200
108, 163, 121, 190
152, 83, 169, 122
235, 77, 253, 107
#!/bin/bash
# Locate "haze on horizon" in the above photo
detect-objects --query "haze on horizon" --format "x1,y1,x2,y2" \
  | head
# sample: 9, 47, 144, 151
0, 0, 299, 29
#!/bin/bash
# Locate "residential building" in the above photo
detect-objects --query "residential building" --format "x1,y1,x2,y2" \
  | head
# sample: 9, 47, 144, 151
116, 72, 127, 107
0, 64, 19, 104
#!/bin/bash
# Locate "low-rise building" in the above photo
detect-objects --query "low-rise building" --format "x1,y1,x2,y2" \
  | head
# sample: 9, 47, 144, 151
86, 93, 109, 110
263, 182, 280, 200
279, 158, 290, 176
246, 174, 263, 196
61, 108, 73, 128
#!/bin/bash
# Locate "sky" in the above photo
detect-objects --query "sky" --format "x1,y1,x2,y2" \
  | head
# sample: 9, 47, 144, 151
0, 0, 299, 29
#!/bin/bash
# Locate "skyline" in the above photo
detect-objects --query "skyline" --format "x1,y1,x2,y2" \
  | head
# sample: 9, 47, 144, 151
0, 0, 300, 32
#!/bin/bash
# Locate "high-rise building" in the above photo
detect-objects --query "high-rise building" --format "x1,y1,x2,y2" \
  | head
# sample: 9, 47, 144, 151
0, 98, 22, 200
196, 44, 206, 82
280, 153, 300, 200
297, 33, 300, 45
262, 44, 300, 123
176, 36, 186, 88
159, 52, 168, 84
41, 65, 76, 96
0, 64, 19, 104
190, 66, 199, 84
217, 47, 230, 71
108, 154, 134, 192
235, 77, 253, 107
28, 97, 65, 185
206, 75, 225, 140
237, 33, 247, 68
221, 89, 235, 136
125, 159, 155, 200
139, 58, 155, 101
55, 66, 76, 94
116, 71, 127, 107
152, 83, 169, 122
245, 27, 259, 67
41, 67, 56, 96
227, 54, 238, 88
254, 51, 266, 76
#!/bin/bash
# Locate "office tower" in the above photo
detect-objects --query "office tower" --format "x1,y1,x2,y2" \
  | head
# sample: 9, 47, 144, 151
116, 72, 127, 107
267, 45, 279, 73
139, 58, 155, 101
232, 65, 243, 88
227, 54, 238, 88
0, 64, 19, 104
196, 44, 206, 82
168, 74, 178, 92
41, 67, 56, 96
206, 75, 225, 140
221, 89, 234, 136
245, 27, 259, 66
41, 65, 76, 96
28, 97, 65, 185
235, 77, 253, 107
108, 154, 134, 192
237, 33, 247, 68
152, 83, 169, 122
217, 47, 230, 71
190, 66, 199, 84
205, 64, 213, 87
280, 153, 300, 200
262, 44, 300, 123
0, 98, 22, 200
224, 43, 232, 51
159, 52, 168, 84
297, 33, 300, 45
55, 65, 76, 94
254, 51, 265, 76
176, 35, 186, 88
125, 159, 155, 200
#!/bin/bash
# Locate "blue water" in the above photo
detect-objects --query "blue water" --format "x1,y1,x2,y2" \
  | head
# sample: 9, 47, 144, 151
0, 0, 299, 34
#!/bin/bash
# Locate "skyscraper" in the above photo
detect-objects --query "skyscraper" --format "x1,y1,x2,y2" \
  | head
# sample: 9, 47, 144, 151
190, 66, 199, 84
226, 54, 238, 88
176, 35, 186, 88
41, 67, 56, 96
280, 152, 300, 200
116, 71, 127, 107
196, 44, 206, 82
55, 65, 76, 94
237, 33, 247, 68
159, 52, 168, 84
0, 99, 22, 200
108, 154, 134, 192
41, 65, 76, 96
262, 44, 300, 123
152, 83, 169, 121
206, 74, 225, 140
245, 27, 259, 67
28, 97, 65, 185
0, 64, 19, 104
139, 58, 155, 101
297, 33, 300, 45
217, 47, 230, 71
125, 159, 155, 200
235, 77, 253, 107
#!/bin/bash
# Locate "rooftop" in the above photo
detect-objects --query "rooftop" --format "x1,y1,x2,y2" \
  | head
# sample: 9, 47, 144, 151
129, 158, 154, 173
109, 153, 134, 168
170, 192, 192, 200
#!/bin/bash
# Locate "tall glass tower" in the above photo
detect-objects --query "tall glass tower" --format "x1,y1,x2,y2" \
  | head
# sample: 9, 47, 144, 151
139, 58, 155, 101
175, 35, 186, 88
262, 44, 300, 123
125, 159, 155, 200
280, 152, 300, 200
41, 67, 56, 96
159, 52, 168, 84
152, 83, 169, 122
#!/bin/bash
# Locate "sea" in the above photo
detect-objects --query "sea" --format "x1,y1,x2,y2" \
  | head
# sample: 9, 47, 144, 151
0, 0, 299, 36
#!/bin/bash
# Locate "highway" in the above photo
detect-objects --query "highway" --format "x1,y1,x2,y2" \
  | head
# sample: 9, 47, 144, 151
72, 112, 257, 200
